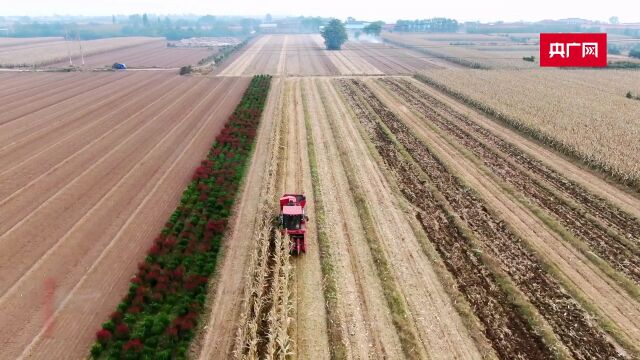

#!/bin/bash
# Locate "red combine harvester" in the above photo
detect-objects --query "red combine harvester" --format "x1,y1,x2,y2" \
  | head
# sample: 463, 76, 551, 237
279, 194, 307, 255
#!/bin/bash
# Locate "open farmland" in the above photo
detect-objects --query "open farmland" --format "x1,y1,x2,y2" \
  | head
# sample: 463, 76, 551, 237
383, 32, 540, 69
0, 37, 63, 47
48, 40, 216, 69
0, 37, 160, 68
2, 28, 640, 360
196, 36, 640, 359
417, 69, 640, 187
0, 71, 249, 359
193, 58, 640, 359
215, 34, 454, 76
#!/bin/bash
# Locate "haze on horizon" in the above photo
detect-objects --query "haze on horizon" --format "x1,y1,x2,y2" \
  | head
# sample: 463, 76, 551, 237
1, 0, 639, 24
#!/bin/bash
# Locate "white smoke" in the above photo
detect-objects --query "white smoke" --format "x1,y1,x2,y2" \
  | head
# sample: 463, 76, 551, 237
349, 32, 381, 44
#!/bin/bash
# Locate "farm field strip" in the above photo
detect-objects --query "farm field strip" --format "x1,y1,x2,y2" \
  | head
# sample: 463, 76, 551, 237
0, 37, 62, 48
302, 77, 405, 359
376, 77, 640, 286
0, 73, 249, 359
408, 77, 640, 220
0, 75, 206, 240
0, 72, 118, 124
309, 78, 487, 359
0, 72, 62, 95
218, 36, 272, 76
280, 78, 330, 359
0, 75, 187, 235
398, 76, 640, 234
231, 78, 293, 359
307, 34, 380, 75
365, 77, 640, 350
0, 76, 215, 290
415, 70, 640, 187
286, 35, 339, 76
342, 42, 455, 74
0, 73, 162, 151
336, 78, 557, 358
381, 33, 539, 69
0, 37, 159, 67
195, 77, 284, 359
339, 78, 631, 358
216, 33, 463, 76
87, 76, 268, 359
253, 35, 285, 74
49, 40, 215, 68
0, 74, 131, 135
328, 45, 382, 75
0, 73, 171, 175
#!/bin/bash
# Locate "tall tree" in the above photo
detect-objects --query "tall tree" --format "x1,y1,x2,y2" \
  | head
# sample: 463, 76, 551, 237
363, 21, 384, 36
321, 19, 348, 50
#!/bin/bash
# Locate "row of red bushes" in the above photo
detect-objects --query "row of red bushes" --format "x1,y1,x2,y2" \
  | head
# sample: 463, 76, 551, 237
91, 75, 272, 360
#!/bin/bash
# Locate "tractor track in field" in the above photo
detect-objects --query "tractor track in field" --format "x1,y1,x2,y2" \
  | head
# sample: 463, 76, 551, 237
284, 78, 330, 359
339, 78, 627, 359
303, 78, 406, 359
377, 77, 640, 287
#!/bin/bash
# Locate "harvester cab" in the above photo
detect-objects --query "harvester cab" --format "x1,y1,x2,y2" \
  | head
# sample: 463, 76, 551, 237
279, 194, 307, 255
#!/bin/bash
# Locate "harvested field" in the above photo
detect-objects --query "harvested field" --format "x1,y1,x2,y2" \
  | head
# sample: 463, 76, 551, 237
216, 34, 452, 76
0, 37, 63, 47
0, 72, 249, 359
382, 32, 539, 69
48, 40, 216, 68
217, 35, 339, 76
195, 76, 494, 359
341, 42, 458, 73
341, 78, 633, 359
193, 69, 640, 359
0, 37, 159, 68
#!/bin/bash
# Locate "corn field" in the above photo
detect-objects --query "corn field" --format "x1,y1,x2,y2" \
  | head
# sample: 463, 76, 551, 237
417, 69, 640, 187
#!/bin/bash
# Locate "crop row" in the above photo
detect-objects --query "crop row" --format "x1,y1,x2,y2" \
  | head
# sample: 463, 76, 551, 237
233, 90, 293, 359
90, 74, 272, 359
414, 71, 640, 190
389, 78, 640, 243
338, 78, 625, 359
379, 77, 640, 287
336, 78, 551, 358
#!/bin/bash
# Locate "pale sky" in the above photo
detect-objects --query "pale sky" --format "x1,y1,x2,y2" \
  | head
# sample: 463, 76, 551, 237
1, 0, 639, 23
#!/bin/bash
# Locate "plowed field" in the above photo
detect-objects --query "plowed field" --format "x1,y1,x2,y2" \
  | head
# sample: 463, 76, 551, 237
48, 40, 216, 69
215, 34, 454, 76
0, 72, 249, 359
